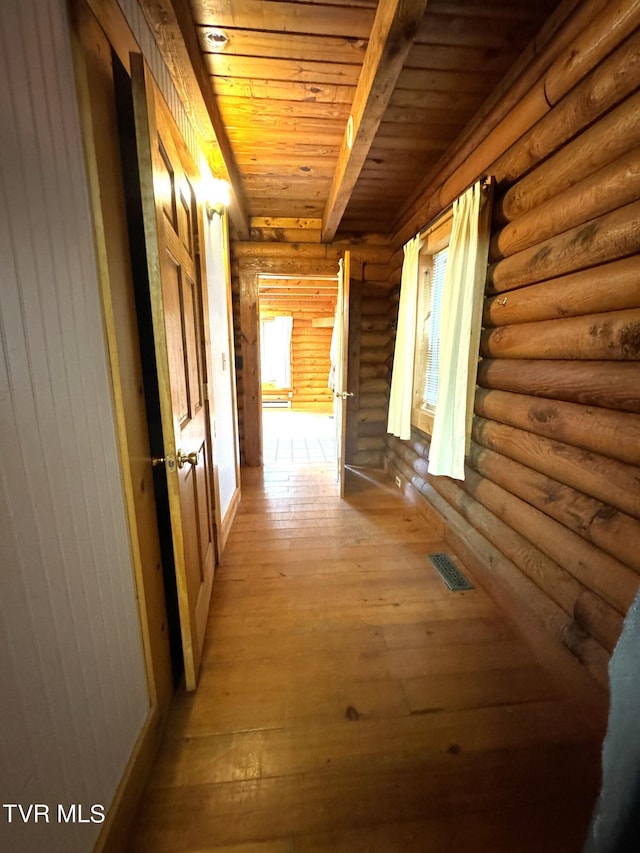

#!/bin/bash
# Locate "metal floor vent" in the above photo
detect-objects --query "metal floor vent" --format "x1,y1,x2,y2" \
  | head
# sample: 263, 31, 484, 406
428, 553, 474, 591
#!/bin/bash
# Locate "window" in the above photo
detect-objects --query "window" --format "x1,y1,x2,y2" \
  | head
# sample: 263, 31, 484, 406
411, 211, 452, 435
260, 314, 293, 389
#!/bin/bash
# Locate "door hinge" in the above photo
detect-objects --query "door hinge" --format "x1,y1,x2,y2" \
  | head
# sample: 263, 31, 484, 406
203, 381, 210, 401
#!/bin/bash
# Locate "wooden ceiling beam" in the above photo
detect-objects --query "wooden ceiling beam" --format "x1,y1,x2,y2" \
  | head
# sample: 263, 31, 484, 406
139, 0, 250, 237
321, 0, 429, 242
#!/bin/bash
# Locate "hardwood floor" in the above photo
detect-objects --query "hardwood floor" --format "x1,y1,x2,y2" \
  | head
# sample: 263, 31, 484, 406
128, 463, 608, 852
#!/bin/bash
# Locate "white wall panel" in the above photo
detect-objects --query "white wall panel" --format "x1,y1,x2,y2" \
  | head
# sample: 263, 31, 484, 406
204, 214, 240, 521
0, 1, 149, 850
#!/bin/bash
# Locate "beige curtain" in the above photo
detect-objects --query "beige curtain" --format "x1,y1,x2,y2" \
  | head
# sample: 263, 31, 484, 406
387, 235, 422, 439
428, 179, 492, 479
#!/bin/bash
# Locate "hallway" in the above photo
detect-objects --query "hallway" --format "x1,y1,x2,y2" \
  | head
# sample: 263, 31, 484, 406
129, 464, 607, 852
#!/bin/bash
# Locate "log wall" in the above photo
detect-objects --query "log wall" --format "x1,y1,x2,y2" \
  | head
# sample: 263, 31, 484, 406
349, 272, 396, 468
385, 0, 640, 684
259, 293, 336, 410
230, 234, 393, 465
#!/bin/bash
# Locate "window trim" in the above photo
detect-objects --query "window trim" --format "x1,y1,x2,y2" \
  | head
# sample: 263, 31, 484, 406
411, 209, 452, 435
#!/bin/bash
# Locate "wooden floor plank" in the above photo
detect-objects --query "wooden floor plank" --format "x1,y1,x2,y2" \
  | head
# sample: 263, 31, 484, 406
130, 743, 600, 851
128, 463, 607, 852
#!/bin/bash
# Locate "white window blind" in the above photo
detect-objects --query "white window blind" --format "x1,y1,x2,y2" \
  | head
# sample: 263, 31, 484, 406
420, 247, 448, 410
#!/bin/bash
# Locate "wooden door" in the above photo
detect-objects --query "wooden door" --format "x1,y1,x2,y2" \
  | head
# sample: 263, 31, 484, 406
131, 54, 215, 690
334, 252, 351, 497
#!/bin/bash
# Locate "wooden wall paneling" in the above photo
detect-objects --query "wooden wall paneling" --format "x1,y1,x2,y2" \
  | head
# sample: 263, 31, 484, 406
351, 270, 394, 467
260, 278, 337, 410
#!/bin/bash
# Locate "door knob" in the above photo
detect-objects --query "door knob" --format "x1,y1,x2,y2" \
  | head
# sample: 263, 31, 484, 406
176, 448, 200, 469
335, 390, 354, 400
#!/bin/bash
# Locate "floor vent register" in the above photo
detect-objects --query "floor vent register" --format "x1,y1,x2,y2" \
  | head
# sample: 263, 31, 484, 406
428, 553, 474, 591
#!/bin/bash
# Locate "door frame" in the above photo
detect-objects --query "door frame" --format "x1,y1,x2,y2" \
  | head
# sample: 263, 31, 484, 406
239, 259, 346, 467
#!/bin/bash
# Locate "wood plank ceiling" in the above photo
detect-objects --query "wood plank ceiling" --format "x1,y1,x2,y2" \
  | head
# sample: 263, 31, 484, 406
145, 0, 562, 239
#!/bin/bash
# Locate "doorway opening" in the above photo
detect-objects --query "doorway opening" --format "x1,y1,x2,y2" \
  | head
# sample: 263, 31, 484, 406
258, 274, 338, 468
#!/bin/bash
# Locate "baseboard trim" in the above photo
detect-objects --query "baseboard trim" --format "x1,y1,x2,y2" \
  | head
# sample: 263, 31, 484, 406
218, 485, 241, 556
93, 704, 163, 853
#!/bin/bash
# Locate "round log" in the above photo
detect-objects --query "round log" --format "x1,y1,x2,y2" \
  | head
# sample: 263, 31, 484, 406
357, 407, 387, 424
358, 394, 389, 410
574, 590, 625, 653
360, 331, 392, 348
474, 388, 640, 467
437, 83, 549, 218
459, 465, 638, 615
361, 318, 393, 332
357, 436, 387, 451
360, 348, 392, 365
472, 416, 640, 520
480, 308, 640, 361
359, 378, 390, 394
490, 147, 640, 259
492, 28, 640, 187
468, 440, 640, 573
544, 0, 640, 105
483, 256, 640, 326
487, 200, 640, 292
361, 299, 391, 315
352, 450, 384, 467
497, 90, 640, 224
359, 364, 389, 380
358, 421, 387, 437
477, 359, 640, 413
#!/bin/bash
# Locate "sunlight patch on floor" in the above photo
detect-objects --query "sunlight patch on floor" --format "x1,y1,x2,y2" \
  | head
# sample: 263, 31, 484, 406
262, 409, 336, 466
